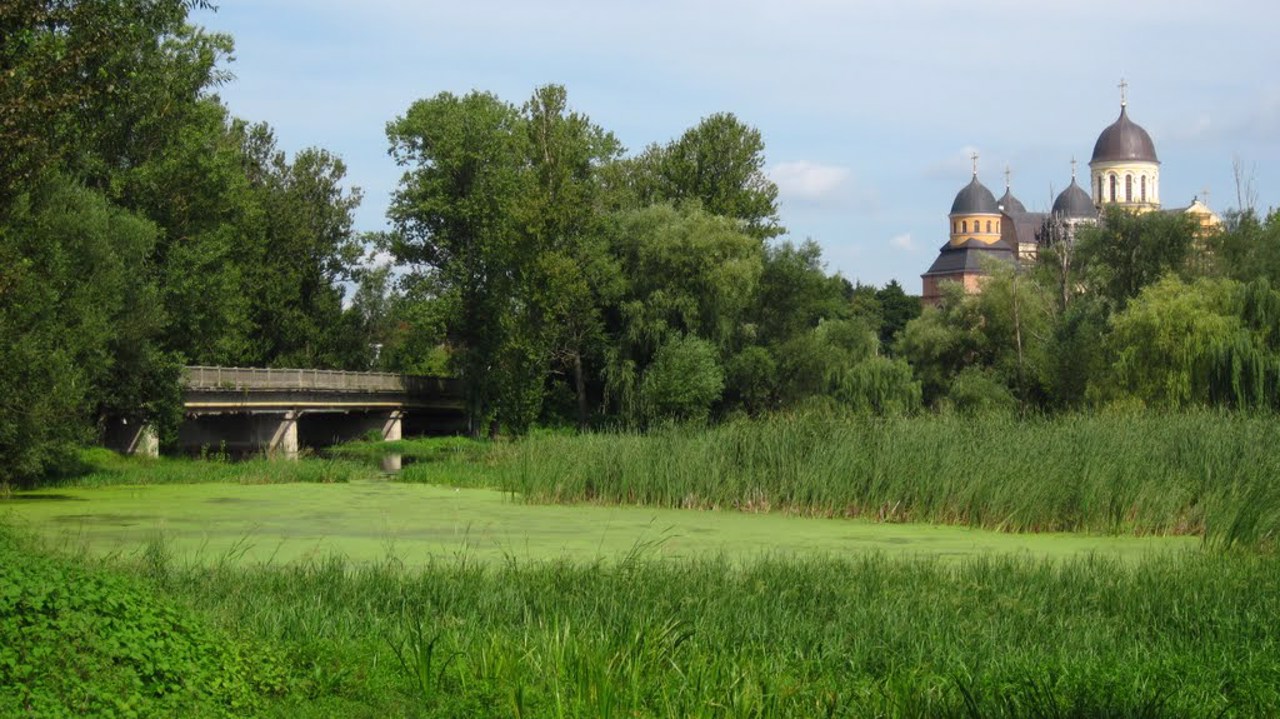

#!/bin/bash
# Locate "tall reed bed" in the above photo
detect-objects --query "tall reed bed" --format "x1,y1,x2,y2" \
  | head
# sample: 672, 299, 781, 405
152, 548, 1280, 717
404, 412, 1280, 547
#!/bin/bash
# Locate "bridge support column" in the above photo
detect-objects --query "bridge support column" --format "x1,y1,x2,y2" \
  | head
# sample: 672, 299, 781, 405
104, 418, 159, 458
253, 410, 298, 460
384, 411, 403, 442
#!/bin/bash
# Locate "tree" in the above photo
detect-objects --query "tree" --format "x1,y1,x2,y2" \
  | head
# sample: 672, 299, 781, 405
518, 85, 623, 429
1075, 207, 1198, 308
387, 90, 529, 435
639, 335, 725, 424
625, 113, 782, 239
753, 239, 850, 347
896, 265, 1053, 409
1093, 276, 1243, 409
874, 280, 921, 351
0, 0, 227, 203
603, 203, 763, 418
1, 176, 176, 485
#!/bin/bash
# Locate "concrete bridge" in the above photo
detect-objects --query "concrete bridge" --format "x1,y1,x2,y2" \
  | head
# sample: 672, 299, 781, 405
105, 366, 465, 459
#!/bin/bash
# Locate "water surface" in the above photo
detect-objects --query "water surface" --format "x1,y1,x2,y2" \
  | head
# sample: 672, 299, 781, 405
2, 482, 1197, 566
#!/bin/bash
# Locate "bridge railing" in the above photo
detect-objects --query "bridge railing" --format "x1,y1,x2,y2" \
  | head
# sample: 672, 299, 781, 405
184, 366, 461, 396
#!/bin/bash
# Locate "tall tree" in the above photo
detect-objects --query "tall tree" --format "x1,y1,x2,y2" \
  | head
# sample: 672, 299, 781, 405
519, 85, 623, 429
1075, 207, 1198, 308
387, 91, 529, 435
627, 113, 782, 239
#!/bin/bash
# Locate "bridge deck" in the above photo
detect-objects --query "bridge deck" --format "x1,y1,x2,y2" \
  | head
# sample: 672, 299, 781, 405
184, 366, 460, 395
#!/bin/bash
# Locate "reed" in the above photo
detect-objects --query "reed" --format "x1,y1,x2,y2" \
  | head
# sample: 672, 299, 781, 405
145, 544, 1280, 717
397, 411, 1280, 548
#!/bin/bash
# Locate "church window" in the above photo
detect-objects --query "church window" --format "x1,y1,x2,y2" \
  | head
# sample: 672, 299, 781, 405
986, 220, 992, 233
962, 220, 968, 233
1125, 175, 1132, 203
1109, 175, 1116, 203
1141, 176, 1147, 202
1097, 175, 1103, 203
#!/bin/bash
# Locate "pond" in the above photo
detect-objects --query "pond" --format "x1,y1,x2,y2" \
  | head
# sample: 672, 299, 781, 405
1, 481, 1198, 567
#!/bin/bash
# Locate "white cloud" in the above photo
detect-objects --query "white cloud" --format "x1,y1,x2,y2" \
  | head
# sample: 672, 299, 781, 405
890, 233, 916, 253
769, 161, 851, 201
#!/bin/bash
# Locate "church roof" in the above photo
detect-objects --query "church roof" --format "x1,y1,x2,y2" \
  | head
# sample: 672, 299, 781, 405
923, 242, 1015, 277
997, 188, 1026, 215
1052, 179, 1097, 219
1091, 105, 1159, 164
950, 176, 1000, 215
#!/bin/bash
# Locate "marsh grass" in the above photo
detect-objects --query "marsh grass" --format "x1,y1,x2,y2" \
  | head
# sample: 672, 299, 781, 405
124, 541, 1280, 717
395, 411, 1280, 548
47, 447, 376, 488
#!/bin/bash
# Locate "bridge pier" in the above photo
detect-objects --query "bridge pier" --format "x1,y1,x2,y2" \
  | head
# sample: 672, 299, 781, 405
103, 418, 159, 458
256, 410, 298, 460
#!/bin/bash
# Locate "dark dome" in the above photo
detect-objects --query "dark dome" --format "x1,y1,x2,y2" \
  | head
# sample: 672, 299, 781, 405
1090, 106, 1158, 163
1052, 179, 1096, 218
997, 188, 1026, 215
950, 176, 999, 215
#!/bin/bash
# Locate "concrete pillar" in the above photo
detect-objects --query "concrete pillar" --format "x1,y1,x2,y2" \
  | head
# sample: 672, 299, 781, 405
384, 411, 403, 442
104, 418, 159, 458
272, 410, 299, 460
250, 411, 298, 459
133, 425, 160, 458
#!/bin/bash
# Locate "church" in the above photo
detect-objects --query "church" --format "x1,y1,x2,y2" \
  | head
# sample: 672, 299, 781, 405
921, 86, 1221, 303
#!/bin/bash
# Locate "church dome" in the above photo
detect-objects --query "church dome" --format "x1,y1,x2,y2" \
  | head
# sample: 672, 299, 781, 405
1052, 179, 1096, 218
950, 176, 999, 215
1090, 106, 1159, 163
997, 188, 1026, 214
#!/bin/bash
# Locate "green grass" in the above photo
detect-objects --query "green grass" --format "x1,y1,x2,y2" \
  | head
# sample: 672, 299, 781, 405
26, 446, 377, 488
44, 534, 1280, 717
385, 411, 1280, 549
6, 412, 1280, 715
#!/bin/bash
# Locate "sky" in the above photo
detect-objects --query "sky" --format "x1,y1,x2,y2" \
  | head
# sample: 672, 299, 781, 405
198, 0, 1280, 290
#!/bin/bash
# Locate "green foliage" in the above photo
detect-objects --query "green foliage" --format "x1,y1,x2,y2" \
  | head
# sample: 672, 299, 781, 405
639, 335, 725, 424
945, 366, 1018, 415
439, 412, 1280, 545
724, 345, 778, 415
0, 176, 175, 485
1075, 207, 1198, 307
834, 355, 922, 415
899, 266, 1052, 409
875, 279, 922, 350
626, 112, 782, 239
0, 528, 289, 716
145, 538, 1280, 717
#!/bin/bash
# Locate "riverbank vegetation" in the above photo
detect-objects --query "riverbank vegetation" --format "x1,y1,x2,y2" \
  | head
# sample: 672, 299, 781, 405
3, 522, 1278, 717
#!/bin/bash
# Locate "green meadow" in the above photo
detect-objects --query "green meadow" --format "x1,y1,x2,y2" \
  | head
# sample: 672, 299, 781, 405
4, 413, 1280, 717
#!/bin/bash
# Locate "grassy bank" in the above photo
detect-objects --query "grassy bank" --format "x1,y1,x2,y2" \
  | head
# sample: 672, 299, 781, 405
375, 412, 1280, 548
7, 524, 1276, 718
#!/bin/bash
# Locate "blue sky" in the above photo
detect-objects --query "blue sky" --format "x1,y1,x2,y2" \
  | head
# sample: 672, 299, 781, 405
200, 0, 1279, 290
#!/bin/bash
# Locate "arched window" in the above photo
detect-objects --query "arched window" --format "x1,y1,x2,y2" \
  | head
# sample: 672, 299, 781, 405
1097, 175, 1104, 203
1109, 175, 1117, 203
953, 222, 957, 233
1141, 176, 1147, 203
986, 220, 992, 233
962, 220, 968, 233
1125, 175, 1133, 203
